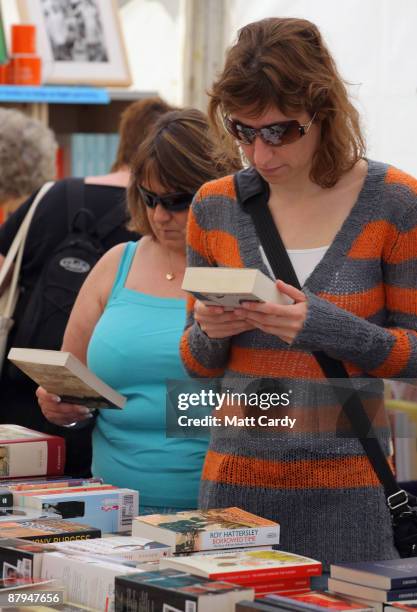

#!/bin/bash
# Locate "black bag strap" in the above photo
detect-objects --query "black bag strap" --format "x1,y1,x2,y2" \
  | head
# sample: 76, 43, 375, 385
234, 169, 412, 515
65, 178, 127, 240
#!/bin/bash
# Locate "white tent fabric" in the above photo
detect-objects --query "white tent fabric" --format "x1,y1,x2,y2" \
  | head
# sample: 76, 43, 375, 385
121, 0, 417, 176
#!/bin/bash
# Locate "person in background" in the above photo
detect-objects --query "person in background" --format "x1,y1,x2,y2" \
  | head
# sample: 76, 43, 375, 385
38, 108, 241, 512
0, 96, 172, 477
0, 108, 57, 223
180, 17, 417, 565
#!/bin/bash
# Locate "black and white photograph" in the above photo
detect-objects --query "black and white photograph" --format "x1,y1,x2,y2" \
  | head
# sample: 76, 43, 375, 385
40, 0, 109, 62
16, 0, 131, 85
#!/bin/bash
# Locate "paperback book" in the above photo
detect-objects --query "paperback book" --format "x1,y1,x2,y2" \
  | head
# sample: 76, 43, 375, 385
115, 568, 254, 612
182, 267, 292, 310
50, 535, 172, 562
41, 551, 141, 611
0, 425, 64, 479
132, 507, 280, 553
13, 488, 139, 533
8, 348, 126, 410
0, 518, 101, 543
330, 558, 417, 590
160, 549, 322, 583
328, 577, 417, 602
263, 591, 374, 611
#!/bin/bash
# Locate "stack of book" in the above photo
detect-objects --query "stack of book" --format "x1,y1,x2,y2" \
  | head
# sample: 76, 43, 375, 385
132, 507, 280, 555
328, 558, 417, 611
159, 549, 321, 598
0, 475, 138, 534
115, 568, 255, 612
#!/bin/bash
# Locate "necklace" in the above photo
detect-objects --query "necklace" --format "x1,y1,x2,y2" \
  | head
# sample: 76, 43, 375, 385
166, 250, 175, 281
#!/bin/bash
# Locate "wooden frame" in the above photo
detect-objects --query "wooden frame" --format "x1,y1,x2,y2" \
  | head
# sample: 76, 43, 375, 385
17, 0, 132, 86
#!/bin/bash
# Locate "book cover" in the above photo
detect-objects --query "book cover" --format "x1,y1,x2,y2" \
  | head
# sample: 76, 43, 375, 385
328, 578, 417, 603
7, 348, 126, 410
0, 425, 64, 479
0, 518, 101, 543
15, 488, 138, 533
264, 591, 374, 611
330, 558, 417, 590
41, 551, 141, 611
132, 507, 280, 553
14, 484, 117, 509
115, 568, 254, 612
0, 538, 46, 580
182, 267, 292, 310
160, 549, 322, 582
50, 535, 172, 562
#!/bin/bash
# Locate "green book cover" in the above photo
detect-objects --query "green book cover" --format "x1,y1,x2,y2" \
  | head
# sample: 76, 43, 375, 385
0, 6, 8, 65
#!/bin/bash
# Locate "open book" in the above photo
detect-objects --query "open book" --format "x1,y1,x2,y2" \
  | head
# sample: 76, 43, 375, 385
182, 267, 292, 310
8, 348, 126, 409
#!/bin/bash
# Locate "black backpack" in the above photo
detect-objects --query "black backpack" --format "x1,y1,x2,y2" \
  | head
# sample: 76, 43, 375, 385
11, 178, 126, 355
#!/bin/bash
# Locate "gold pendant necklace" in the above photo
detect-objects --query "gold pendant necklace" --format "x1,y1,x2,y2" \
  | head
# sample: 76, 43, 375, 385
166, 250, 175, 281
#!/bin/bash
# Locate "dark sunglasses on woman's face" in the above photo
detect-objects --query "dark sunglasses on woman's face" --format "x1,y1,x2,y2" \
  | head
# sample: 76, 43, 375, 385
224, 112, 317, 147
138, 185, 195, 212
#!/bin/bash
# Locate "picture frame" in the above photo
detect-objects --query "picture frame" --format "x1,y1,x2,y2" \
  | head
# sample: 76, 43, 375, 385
16, 0, 132, 86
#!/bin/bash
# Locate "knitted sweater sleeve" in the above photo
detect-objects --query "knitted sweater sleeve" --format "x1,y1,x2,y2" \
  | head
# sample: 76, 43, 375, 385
294, 195, 417, 378
179, 195, 231, 378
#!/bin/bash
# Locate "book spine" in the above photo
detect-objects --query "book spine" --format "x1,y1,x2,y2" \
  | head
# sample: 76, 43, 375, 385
236, 575, 310, 588
46, 436, 65, 476
388, 589, 417, 601
210, 563, 322, 582
391, 577, 417, 589
24, 527, 101, 543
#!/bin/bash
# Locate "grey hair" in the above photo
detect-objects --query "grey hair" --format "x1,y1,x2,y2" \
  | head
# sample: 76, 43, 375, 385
0, 108, 57, 202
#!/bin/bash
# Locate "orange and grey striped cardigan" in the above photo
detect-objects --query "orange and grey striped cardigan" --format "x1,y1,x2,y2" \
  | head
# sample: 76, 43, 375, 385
179, 160, 417, 566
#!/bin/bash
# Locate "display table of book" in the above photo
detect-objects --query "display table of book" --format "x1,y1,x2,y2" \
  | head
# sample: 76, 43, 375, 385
0, 423, 415, 611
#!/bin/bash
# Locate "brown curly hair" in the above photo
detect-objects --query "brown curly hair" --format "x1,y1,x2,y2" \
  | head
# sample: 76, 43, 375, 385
209, 17, 366, 188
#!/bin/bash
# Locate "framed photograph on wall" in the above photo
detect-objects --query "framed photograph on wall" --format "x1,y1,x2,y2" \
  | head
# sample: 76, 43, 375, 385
17, 0, 132, 86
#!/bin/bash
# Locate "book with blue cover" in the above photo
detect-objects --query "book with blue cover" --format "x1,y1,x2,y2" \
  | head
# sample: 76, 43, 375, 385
330, 558, 417, 590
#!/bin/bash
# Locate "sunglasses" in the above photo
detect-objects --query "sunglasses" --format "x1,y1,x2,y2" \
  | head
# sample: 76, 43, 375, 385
138, 185, 194, 212
224, 113, 317, 147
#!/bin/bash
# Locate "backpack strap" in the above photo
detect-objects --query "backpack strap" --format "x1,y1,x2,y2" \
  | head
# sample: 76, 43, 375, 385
234, 168, 410, 515
65, 178, 126, 239
65, 178, 86, 229
95, 199, 127, 240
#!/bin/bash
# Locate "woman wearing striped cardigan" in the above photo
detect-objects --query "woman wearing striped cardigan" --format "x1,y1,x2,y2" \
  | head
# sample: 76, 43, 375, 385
180, 17, 417, 566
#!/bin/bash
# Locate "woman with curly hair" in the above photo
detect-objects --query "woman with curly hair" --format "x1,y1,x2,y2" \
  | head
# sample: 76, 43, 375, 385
180, 17, 417, 566
0, 108, 57, 221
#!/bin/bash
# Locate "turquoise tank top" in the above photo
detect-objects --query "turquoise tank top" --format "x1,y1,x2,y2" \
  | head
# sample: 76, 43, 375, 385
87, 241, 207, 509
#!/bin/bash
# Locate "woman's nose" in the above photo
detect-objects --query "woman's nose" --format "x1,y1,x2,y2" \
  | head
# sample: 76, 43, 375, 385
252, 136, 274, 167
153, 202, 171, 222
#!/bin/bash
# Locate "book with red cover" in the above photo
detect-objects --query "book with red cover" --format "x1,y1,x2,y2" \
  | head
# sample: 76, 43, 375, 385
160, 549, 322, 583
264, 591, 374, 611
0, 425, 64, 479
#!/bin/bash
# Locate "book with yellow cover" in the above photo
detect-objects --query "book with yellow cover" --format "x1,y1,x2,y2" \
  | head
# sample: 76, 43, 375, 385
7, 349, 126, 410
132, 507, 280, 553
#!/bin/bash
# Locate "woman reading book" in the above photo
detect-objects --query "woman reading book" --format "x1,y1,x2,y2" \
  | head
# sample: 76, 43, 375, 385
179, 18, 417, 565
37, 108, 240, 513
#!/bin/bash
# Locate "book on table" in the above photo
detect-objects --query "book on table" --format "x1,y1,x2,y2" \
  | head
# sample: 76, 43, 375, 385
7, 348, 126, 410
115, 568, 255, 612
330, 558, 417, 590
0, 425, 64, 479
132, 507, 280, 554
0, 518, 101, 543
160, 549, 322, 583
328, 577, 417, 603
263, 591, 375, 611
182, 267, 292, 310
